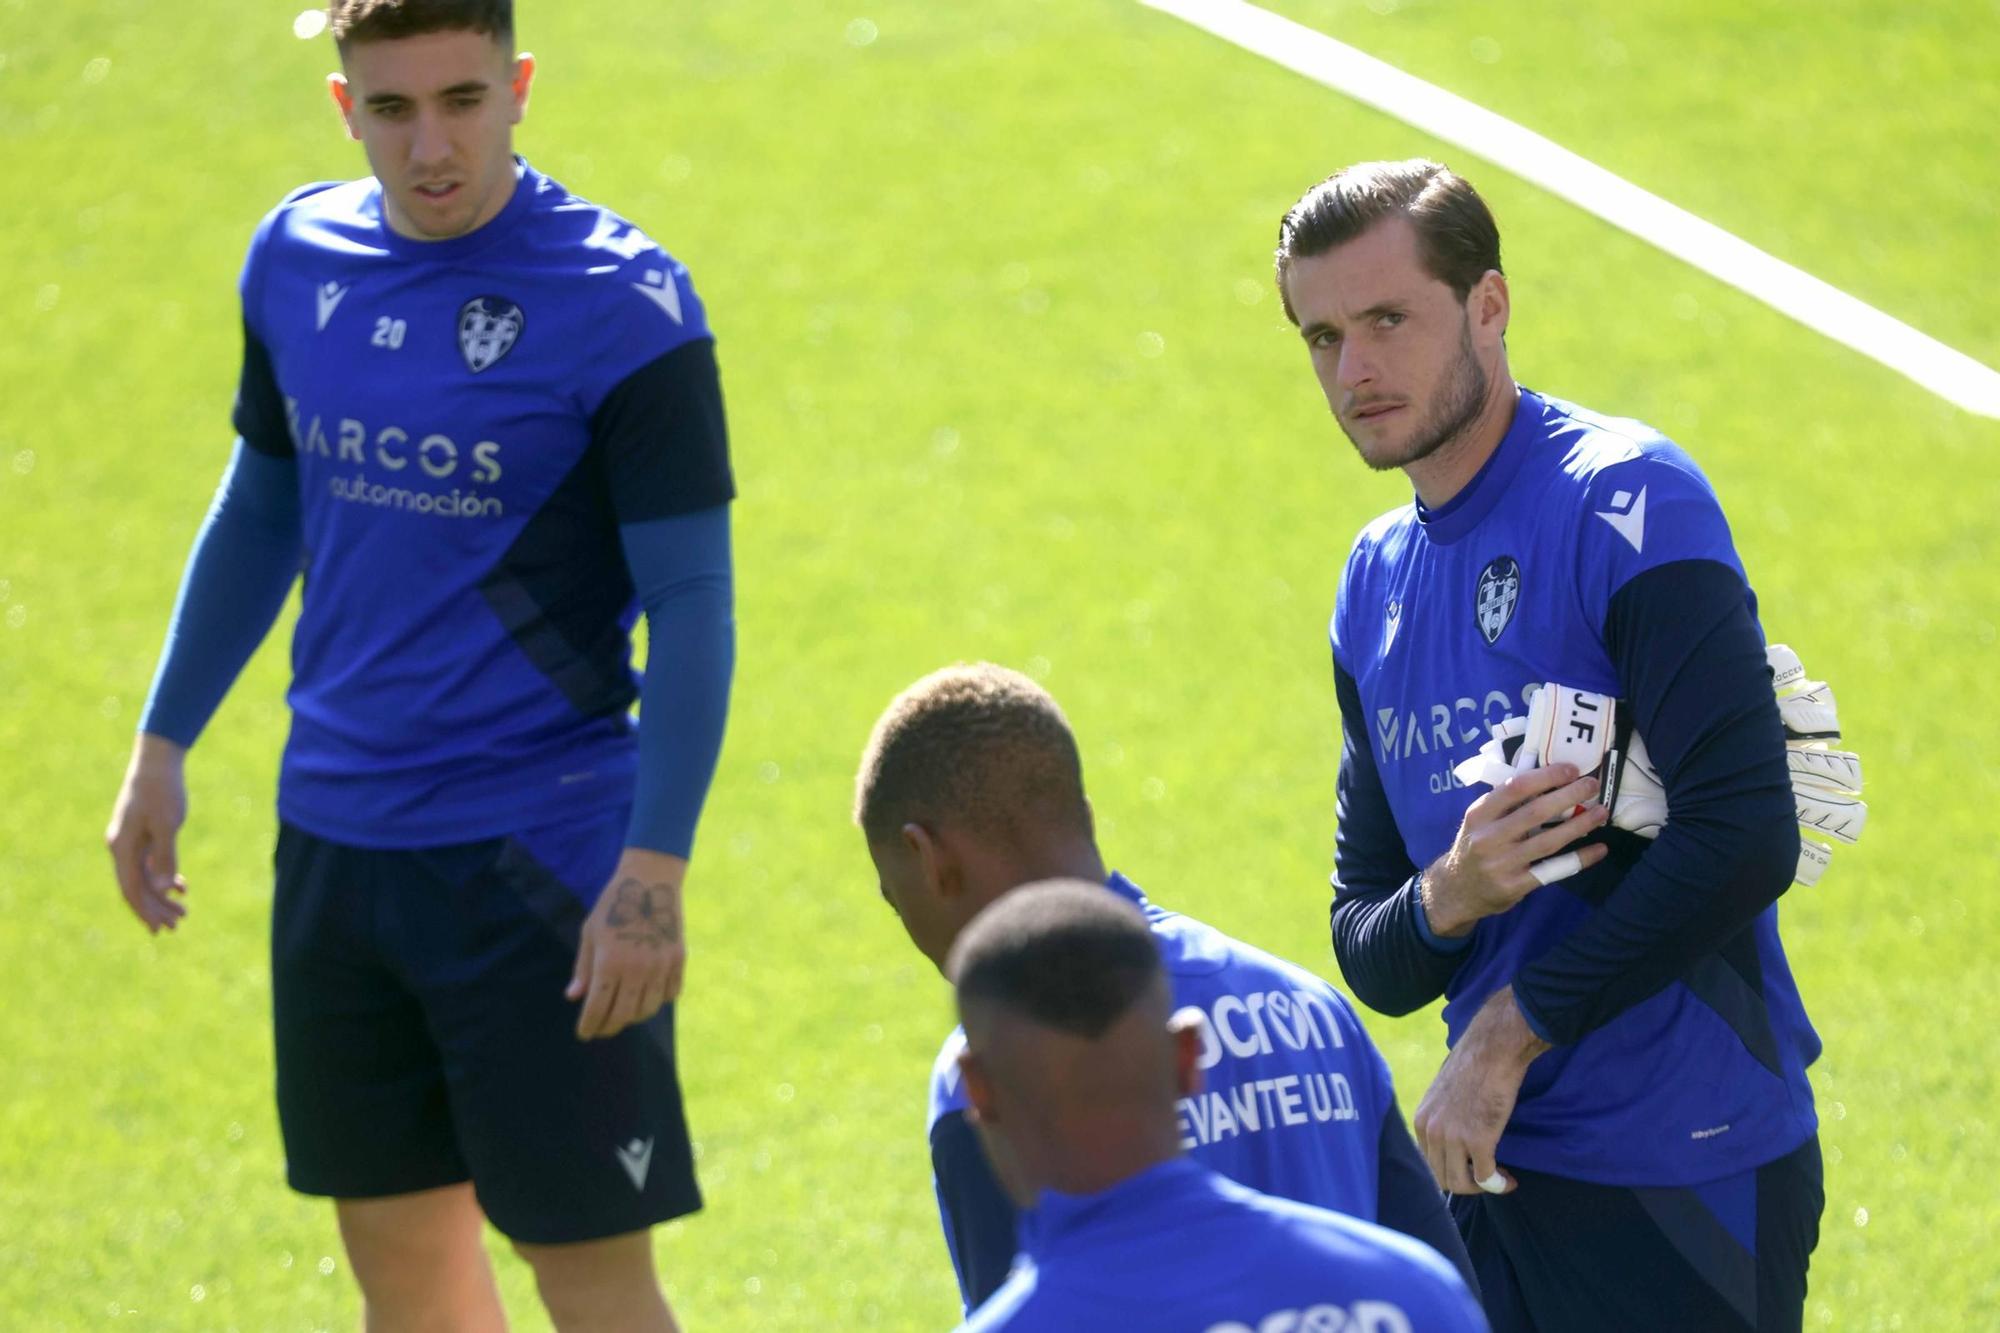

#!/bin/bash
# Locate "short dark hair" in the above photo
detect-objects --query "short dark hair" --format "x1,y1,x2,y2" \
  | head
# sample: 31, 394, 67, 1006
328, 0, 514, 46
948, 880, 1161, 1040
853, 664, 1090, 847
1274, 159, 1501, 321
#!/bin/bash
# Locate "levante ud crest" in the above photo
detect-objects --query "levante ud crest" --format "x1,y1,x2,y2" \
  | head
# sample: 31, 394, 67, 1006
458, 296, 524, 373
1475, 555, 1520, 645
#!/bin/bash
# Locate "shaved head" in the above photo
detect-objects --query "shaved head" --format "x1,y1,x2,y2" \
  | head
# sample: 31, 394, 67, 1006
948, 880, 1195, 1202
949, 878, 1163, 1040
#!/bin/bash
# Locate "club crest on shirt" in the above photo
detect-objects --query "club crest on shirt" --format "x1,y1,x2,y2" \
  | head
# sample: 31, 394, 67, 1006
457, 296, 524, 373
1474, 555, 1520, 645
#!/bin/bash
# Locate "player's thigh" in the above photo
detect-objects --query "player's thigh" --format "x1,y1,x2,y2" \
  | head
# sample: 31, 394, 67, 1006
1753, 1136, 1824, 1333
336, 1182, 503, 1324
1469, 1163, 1767, 1333
272, 823, 468, 1198
413, 813, 702, 1245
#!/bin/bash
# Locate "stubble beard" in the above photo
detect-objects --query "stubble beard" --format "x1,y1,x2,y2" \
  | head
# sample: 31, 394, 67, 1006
1342, 316, 1489, 473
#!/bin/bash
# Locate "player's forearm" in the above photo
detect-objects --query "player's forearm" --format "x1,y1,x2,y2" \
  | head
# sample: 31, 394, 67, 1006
1331, 878, 1463, 1016
1330, 661, 1460, 1014
620, 509, 734, 857
138, 441, 301, 747
1514, 560, 1796, 1044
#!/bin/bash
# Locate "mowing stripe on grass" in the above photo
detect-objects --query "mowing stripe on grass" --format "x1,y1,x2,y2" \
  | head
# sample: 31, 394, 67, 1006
1140, 0, 2000, 420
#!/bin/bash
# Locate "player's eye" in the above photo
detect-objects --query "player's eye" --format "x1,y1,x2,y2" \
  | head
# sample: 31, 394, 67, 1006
1376, 311, 1405, 330
1310, 330, 1341, 349
373, 102, 411, 120
449, 95, 483, 110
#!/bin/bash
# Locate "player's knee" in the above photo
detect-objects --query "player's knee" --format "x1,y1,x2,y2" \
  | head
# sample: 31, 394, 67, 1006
514, 1231, 674, 1330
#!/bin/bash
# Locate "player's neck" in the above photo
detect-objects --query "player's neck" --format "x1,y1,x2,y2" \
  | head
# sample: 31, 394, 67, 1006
1403, 370, 1520, 510
988, 838, 1106, 894
1033, 1113, 1184, 1199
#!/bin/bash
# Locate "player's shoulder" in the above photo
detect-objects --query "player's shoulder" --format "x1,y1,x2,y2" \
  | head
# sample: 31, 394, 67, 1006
515, 166, 705, 310
928, 1025, 972, 1125
1157, 910, 1369, 1030
1535, 390, 1718, 511
1347, 500, 1421, 566
249, 178, 372, 253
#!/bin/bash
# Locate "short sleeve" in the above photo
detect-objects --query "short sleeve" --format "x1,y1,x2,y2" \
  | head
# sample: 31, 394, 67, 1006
232, 205, 295, 458
1574, 445, 1745, 632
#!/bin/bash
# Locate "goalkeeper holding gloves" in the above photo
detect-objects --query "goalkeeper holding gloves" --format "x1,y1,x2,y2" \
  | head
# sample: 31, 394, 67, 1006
1452, 644, 1865, 887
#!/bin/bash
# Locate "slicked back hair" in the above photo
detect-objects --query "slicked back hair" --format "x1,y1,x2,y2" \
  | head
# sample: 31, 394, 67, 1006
854, 664, 1090, 849
1274, 158, 1501, 322
328, 0, 514, 47
948, 880, 1162, 1041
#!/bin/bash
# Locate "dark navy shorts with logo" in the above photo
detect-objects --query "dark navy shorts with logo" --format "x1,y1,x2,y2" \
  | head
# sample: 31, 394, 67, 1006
1453, 1135, 1823, 1333
271, 808, 701, 1245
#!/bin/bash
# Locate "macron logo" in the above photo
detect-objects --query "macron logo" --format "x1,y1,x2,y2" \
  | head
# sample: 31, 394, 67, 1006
1595, 485, 1648, 554
615, 1137, 655, 1192
315, 281, 350, 332
632, 269, 683, 324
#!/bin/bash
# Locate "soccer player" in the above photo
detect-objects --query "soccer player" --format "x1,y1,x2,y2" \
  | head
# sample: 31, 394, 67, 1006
946, 880, 1488, 1332
854, 664, 1475, 1312
101, 3, 732, 1327
1281, 159, 1823, 1330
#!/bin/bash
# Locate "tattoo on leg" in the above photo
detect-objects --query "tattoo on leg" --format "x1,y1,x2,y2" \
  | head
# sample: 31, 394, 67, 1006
603, 877, 683, 949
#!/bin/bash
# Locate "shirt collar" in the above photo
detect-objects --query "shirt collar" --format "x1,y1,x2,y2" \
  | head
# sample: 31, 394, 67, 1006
1414, 388, 1545, 546
371, 156, 537, 262
1018, 1157, 1209, 1259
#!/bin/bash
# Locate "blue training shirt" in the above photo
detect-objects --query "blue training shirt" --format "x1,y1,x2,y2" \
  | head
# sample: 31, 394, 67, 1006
1329, 388, 1817, 1187
227, 159, 734, 849
929, 874, 1469, 1309
959, 1157, 1487, 1333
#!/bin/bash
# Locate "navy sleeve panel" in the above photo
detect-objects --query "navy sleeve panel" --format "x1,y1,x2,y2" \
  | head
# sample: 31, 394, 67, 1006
619, 507, 735, 858
594, 337, 736, 523
1514, 560, 1799, 1045
138, 442, 302, 746
931, 1109, 1021, 1312
1330, 659, 1465, 1016
233, 322, 293, 458
1374, 1098, 1480, 1296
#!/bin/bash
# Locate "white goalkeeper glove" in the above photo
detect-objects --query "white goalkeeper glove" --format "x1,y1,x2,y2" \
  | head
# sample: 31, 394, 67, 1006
1452, 645, 1864, 887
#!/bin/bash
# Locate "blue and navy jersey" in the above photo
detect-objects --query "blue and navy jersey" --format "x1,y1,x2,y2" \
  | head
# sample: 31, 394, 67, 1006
929, 874, 1419, 1307
960, 1157, 1486, 1333
230, 160, 732, 848
1329, 389, 1817, 1186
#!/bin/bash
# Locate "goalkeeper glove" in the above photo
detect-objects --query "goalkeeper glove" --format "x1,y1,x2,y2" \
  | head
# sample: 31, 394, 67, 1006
1451, 645, 1864, 886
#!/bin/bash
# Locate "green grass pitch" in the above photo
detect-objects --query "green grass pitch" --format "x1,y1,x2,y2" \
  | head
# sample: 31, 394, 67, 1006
2, 0, 1996, 1326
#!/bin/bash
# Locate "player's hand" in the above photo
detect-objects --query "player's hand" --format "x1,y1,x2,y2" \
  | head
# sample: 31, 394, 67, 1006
569, 848, 688, 1041
1422, 764, 1609, 936
1413, 986, 1550, 1195
105, 733, 191, 934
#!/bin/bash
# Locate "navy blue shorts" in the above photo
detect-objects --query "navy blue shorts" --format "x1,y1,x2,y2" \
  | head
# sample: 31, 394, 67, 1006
1453, 1136, 1823, 1332
271, 811, 701, 1244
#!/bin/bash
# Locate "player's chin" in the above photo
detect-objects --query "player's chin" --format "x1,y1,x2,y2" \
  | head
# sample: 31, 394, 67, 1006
401, 187, 474, 236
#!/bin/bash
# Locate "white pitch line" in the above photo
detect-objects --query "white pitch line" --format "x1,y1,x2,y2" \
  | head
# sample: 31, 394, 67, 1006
1140, 0, 2000, 420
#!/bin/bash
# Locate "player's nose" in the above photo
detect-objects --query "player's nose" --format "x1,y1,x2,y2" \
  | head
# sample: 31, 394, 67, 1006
1335, 343, 1374, 390
408, 109, 451, 167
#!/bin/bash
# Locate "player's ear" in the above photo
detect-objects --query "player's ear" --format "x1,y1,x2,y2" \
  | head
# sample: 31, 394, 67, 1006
1473, 269, 1510, 341
327, 73, 360, 140
1167, 1006, 1206, 1099
509, 52, 535, 122
902, 822, 960, 901
957, 1050, 998, 1124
